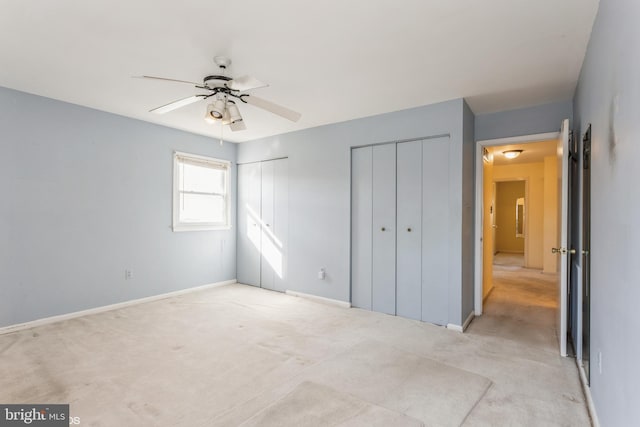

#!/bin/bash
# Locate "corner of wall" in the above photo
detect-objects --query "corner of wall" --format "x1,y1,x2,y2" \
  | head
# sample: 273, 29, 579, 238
460, 99, 476, 321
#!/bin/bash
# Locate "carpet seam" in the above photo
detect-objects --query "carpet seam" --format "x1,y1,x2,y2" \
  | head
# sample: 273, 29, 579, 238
458, 379, 494, 426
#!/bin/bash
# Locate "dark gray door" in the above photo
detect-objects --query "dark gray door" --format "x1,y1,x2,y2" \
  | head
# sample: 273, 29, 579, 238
582, 125, 592, 383
568, 130, 580, 358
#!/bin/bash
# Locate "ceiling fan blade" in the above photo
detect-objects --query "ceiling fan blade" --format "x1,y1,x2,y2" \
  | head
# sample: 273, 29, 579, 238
244, 95, 301, 122
135, 75, 200, 85
230, 119, 247, 132
228, 75, 268, 92
149, 95, 204, 114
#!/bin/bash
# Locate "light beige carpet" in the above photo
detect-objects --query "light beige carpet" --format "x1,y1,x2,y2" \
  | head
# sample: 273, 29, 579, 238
493, 252, 525, 267
0, 278, 590, 426
303, 340, 491, 427
241, 381, 423, 427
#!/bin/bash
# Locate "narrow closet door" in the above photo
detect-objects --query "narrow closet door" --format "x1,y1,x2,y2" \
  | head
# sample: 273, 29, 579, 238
351, 146, 373, 310
372, 144, 396, 315
422, 137, 450, 325
237, 162, 262, 287
272, 158, 288, 292
260, 160, 276, 290
396, 141, 422, 320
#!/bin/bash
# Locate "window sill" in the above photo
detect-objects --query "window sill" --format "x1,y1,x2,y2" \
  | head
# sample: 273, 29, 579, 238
172, 224, 232, 232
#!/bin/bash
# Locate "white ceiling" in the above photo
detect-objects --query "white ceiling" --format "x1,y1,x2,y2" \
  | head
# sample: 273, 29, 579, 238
491, 140, 558, 166
0, 0, 599, 143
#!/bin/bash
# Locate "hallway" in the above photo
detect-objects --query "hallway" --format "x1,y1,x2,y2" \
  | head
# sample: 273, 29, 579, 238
464, 264, 590, 424
472, 263, 559, 353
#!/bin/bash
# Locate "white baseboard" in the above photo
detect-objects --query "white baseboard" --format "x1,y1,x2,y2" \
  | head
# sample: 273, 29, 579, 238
285, 290, 351, 308
0, 279, 237, 335
447, 323, 464, 332
447, 311, 475, 333
576, 358, 600, 427
463, 311, 475, 330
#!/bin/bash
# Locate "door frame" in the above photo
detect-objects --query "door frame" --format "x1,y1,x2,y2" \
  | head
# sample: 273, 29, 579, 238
473, 132, 559, 316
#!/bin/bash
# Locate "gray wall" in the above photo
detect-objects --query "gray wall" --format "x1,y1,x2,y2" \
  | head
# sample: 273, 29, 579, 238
461, 101, 475, 322
0, 86, 237, 327
573, 0, 640, 424
238, 98, 473, 327
475, 100, 573, 141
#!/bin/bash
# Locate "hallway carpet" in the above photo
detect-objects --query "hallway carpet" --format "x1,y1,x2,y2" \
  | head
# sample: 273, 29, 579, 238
493, 252, 525, 267
0, 274, 589, 426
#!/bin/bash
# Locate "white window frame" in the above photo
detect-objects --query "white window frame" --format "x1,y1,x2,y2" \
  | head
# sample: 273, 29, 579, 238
172, 151, 231, 232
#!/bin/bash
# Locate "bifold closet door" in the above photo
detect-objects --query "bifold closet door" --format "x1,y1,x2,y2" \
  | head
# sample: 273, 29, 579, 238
422, 137, 450, 325
259, 158, 289, 292
260, 160, 276, 291
396, 141, 423, 320
372, 144, 396, 315
351, 146, 373, 310
237, 162, 262, 287
272, 158, 288, 292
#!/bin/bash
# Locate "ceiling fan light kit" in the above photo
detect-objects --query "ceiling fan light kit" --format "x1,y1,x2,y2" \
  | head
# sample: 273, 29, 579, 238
211, 98, 226, 119
138, 56, 301, 134
204, 103, 217, 124
227, 101, 242, 123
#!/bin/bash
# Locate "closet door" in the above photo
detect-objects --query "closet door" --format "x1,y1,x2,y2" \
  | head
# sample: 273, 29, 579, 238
372, 144, 396, 315
422, 137, 450, 325
260, 160, 276, 290
237, 162, 262, 287
396, 141, 423, 320
351, 147, 373, 310
272, 158, 288, 292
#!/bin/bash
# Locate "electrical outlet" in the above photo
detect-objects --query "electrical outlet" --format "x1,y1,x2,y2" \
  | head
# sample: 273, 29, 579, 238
318, 268, 326, 280
125, 269, 132, 280
598, 351, 602, 374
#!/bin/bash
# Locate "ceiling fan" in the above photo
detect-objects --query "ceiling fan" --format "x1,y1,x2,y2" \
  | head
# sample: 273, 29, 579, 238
137, 56, 301, 132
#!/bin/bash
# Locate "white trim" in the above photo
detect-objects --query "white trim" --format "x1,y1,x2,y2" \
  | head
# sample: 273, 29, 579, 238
172, 224, 232, 232
172, 151, 232, 232
174, 150, 231, 167
0, 279, 237, 335
462, 311, 475, 330
576, 358, 600, 427
447, 323, 463, 332
285, 290, 351, 308
474, 131, 561, 316
477, 132, 560, 146
447, 311, 475, 333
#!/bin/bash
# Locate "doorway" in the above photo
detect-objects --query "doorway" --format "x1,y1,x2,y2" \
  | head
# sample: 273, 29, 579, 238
474, 126, 572, 356
493, 180, 527, 267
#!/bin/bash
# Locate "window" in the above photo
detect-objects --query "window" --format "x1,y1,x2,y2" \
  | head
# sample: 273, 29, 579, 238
173, 151, 231, 231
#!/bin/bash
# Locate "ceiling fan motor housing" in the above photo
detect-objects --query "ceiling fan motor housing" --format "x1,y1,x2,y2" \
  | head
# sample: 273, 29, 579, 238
203, 75, 232, 89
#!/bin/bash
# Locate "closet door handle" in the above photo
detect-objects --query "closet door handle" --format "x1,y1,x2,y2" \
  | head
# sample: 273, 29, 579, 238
407, 228, 412, 232
381, 227, 386, 232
